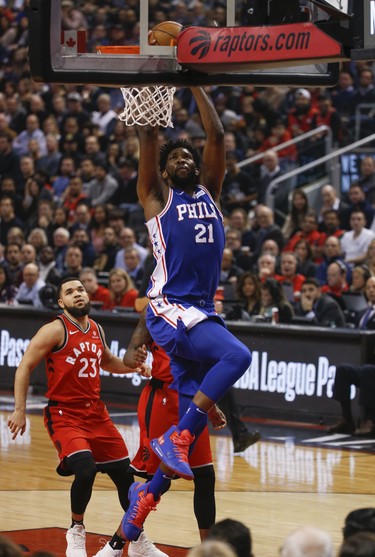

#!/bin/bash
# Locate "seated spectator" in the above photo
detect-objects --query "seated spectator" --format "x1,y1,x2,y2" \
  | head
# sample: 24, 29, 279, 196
62, 174, 89, 224
93, 226, 120, 273
316, 235, 351, 285
258, 277, 294, 323
207, 518, 253, 557
340, 210, 375, 267
225, 228, 254, 271
252, 204, 284, 258
68, 203, 91, 235
257, 253, 283, 283
27, 199, 55, 244
280, 525, 334, 557
221, 151, 256, 215
88, 203, 109, 255
6, 226, 25, 248
220, 248, 243, 286
225, 272, 261, 321
258, 118, 298, 173
38, 245, 62, 287
60, 245, 83, 280
0, 131, 21, 183
79, 267, 111, 310
91, 93, 117, 137
281, 189, 309, 241
70, 227, 96, 268
27, 227, 49, 256
12, 113, 47, 158
316, 92, 343, 146
277, 251, 306, 303
84, 162, 119, 207
294, 239, 317, 278
256, 149, 282, 205
22, 176, 53, 227
53, 227, 70, 273
114, 226, 149, 268
319, 209, 345, 243
36, 133, 62, 179
327, 276, 375, 435
21, 243, 37, 266
121, 247, 144, 290
0, 265, 18, 304
284, 210, 325, 262
14, 263, 45, 308
226, 207, 254, 249
108, 268, 138, 310
51, 155, 77, 199
321, 260, 350, 301
340, 182, 375, 230
0, 194, 24, 246
295, 277, 346, 327
3, 242, 23, 287
318, 184, 347, 227
350, 265, 371, 294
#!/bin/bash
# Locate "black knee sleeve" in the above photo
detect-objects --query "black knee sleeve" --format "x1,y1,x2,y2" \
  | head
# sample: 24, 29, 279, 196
105, 458, 133, 512
67, 451, 97, 515
193, 465, 216, 530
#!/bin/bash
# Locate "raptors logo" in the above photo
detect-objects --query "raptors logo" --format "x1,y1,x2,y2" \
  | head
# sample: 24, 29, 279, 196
188, 29, 211, 59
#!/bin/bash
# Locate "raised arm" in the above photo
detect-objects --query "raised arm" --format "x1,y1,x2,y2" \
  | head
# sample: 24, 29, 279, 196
8, 320, 64, 439
136, 125, 166, 221
191, 87, 225, 202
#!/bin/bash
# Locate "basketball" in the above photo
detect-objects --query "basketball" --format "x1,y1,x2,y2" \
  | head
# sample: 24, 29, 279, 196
149, 21, 183, 46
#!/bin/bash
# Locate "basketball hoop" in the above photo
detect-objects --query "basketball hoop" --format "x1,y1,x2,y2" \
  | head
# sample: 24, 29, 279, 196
119, 85, 176, 128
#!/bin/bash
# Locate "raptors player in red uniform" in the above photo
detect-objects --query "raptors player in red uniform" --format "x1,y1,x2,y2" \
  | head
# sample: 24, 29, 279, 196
8, 278, 168, 557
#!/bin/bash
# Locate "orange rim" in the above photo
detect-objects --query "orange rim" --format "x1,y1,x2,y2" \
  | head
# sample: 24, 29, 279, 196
96, 45, 140, 54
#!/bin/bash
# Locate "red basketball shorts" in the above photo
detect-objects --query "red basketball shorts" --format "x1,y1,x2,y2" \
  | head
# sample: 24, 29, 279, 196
131, 381, 212, 476
44, 399, 128, 465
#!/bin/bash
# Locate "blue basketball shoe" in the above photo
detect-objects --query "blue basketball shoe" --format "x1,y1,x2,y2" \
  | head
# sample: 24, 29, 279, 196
121, 482, 159, 541
150, 425, 194, 480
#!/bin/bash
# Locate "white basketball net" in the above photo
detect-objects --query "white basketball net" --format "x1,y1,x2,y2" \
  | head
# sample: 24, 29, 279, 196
119, 85, 176, 128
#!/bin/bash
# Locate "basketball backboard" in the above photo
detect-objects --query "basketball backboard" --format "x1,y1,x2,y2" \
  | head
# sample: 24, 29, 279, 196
29, 0, 367, 88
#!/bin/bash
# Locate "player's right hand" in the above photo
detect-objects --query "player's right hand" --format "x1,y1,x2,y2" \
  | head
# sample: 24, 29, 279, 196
7, 410, 26, 440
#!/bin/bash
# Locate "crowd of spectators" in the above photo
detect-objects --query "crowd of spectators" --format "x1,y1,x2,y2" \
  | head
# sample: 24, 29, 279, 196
1, 1, 375, 331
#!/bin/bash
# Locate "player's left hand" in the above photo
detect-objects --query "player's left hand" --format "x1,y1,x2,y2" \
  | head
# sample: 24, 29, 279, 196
208, 404, 227, 430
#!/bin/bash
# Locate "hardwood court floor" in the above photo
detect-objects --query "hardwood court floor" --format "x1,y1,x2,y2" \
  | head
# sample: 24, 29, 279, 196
1, 399, 375, 557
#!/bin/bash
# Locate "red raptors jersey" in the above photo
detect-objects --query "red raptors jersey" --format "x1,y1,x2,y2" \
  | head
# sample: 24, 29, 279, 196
150, 342, 173, 384
45, 314, 104, 404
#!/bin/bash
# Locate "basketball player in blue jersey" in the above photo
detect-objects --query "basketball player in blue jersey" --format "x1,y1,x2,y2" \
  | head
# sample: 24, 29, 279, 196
121, 87, 252, 542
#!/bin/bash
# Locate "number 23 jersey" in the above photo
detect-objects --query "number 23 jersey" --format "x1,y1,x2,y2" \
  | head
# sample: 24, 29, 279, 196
45, 314, 104, 404
147, 185, 225, 301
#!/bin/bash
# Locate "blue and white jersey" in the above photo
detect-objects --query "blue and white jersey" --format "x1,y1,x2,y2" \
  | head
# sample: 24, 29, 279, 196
146, 185, 225, 302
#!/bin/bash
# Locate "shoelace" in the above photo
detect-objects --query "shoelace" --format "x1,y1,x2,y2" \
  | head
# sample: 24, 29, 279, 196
170, 431, 191, 464
71, 529, 85, 548
129, 491, 158, 528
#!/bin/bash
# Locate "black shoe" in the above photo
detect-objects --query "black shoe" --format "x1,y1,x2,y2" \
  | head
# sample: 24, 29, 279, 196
354, 420, 375, 436
327, 418, 355, 434
233, 430, 261, 453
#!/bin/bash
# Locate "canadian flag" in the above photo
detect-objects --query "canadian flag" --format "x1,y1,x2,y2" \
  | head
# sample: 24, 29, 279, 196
61, 30, 86, 53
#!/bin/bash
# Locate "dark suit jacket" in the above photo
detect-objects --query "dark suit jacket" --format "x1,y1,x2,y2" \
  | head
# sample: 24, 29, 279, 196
356, 306, 375, 330
296, 293, 346, 328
